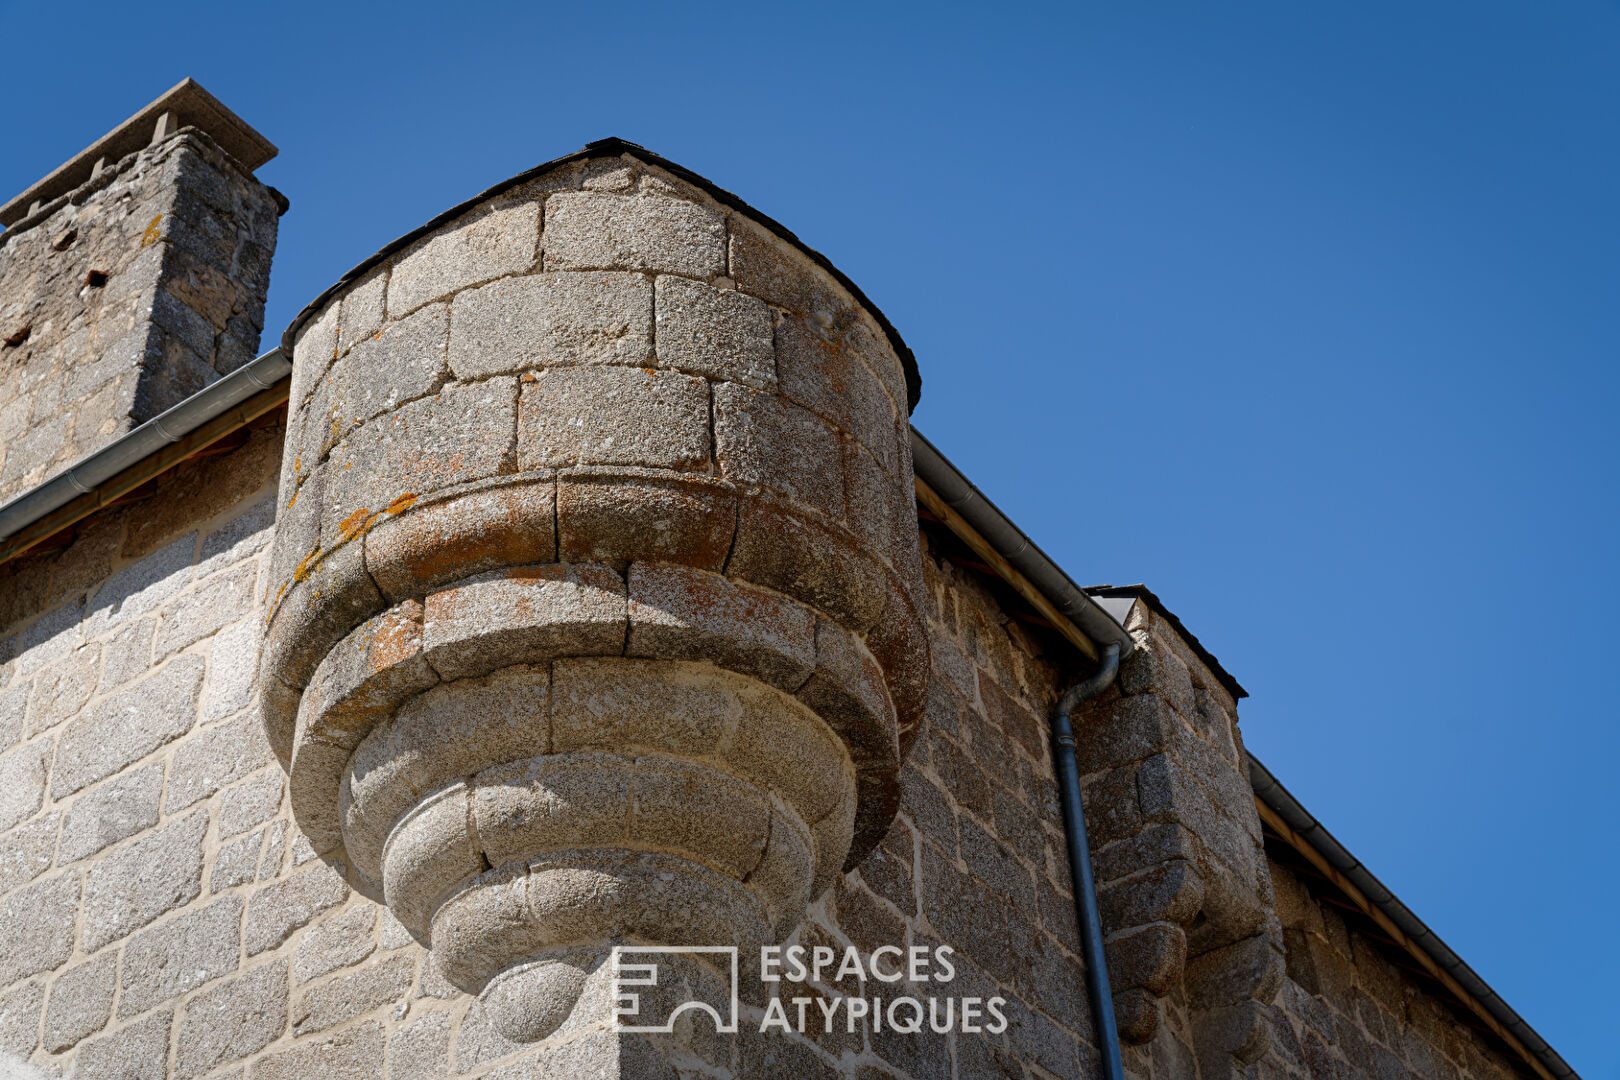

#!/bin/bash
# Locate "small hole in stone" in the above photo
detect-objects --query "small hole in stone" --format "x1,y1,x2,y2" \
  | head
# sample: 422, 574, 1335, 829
52, 228, 77, 251
2, 326, 29, 348
85, 270, 108, 288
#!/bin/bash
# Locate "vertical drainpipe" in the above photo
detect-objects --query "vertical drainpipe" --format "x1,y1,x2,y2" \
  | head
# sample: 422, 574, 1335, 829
1053, 643, 1126, 1080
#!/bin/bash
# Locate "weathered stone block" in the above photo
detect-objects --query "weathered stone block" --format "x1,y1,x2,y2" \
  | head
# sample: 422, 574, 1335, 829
73, 1010, 172, 1080
626, 563, 815, 691
0, 872, 79, 987
211, 829, 263, 894
388, 201, 540, 316
83, 810, 206, 951
544, 192, 726, 278
293, 903, 376, 983
727, 214, 853, 322
323, 301, 451, 447
297, 601, 438, 754
367, 478, 557, 603
551, 657, 739, 757
51, 654, 203, 797
383, 782, 483, 933
423, 563, 625, 680
325, 376, 518, 545
153, 562, 256, 659
1097, 858, 1205, 931
220, 768, 285, 838
629, 754, 772, 878
174, 959, 287, 1077
0, 740, 48, 833
291, 954, 415, 1034
776, 313, 901, 477
1105, 922, 1188, 997
0, 980, 43, 1060
722, 688, 850, 832
201, 617, 259, 723
167, 711, 273, 812
0, 813, 59, 898
386, 664, 552, 816
262, 538, 386, 695
1072, 691, 1178, 775
19, 600, 87, 678
259, 820, 291, 881
469, 757, 631, 874
655, 275, 775, 387
244, 860, 350, 956
388, 1010, 451, 1079
795, 616, 899, 772
253, 1019, 386, 1080
57, 763, 163, 863
41, 952, 116, 1052
26, 645, 99, 735
726, 496, 888, 631
557, 468, 735, 571
0, 683, 25, 752
337, 268, 389, 356
449, 271, 653, 378
713, 381, 843, 521
118, 895, 242, 1017
517, 365, 710, 470
258, 673, 303, 770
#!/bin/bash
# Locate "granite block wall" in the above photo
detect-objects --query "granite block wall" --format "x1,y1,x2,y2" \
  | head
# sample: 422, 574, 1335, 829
0, 422, 1542, 1080
0, 123, 1546, 1078
0, 127, 280, 504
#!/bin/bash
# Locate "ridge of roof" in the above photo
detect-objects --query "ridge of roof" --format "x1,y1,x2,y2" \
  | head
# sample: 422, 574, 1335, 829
280, 137, 921, 412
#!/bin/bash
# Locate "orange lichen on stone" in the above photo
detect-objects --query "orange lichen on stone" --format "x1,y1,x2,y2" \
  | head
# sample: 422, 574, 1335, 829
292, 544, 322, 583
337, 507, 373, 544
386, 492, 418, 515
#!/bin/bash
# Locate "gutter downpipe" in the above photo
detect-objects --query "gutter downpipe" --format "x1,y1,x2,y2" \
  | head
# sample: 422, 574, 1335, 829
1054, 642, 1126, 1080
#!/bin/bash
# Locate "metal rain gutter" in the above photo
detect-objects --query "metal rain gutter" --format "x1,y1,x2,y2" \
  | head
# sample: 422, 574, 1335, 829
909, 428, 1135, 659
1248, 754, 1578, 1080
0, 347, 291, 547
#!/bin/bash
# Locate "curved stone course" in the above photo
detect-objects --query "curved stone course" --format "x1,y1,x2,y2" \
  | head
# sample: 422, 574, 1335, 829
260, 148, 926, 1039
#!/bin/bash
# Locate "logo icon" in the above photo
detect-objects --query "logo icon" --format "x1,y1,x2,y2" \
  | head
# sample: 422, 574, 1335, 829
610, 946, 739, 1034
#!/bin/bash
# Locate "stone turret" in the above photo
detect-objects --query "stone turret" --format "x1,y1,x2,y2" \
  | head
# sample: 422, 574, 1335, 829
258, 141, 927, 1038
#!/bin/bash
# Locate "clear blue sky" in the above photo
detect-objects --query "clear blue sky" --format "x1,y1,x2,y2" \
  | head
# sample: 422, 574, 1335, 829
4, 1, 1615, 1072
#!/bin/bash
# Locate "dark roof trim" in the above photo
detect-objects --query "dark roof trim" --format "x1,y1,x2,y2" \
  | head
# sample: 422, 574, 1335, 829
281, 137, 921, 413
910, 429, 1135, 659
1249, 754, 1577, 1080
1085, 583, 1247, 701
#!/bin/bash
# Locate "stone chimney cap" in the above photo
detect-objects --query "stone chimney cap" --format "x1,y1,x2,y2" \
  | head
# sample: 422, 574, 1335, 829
1, 77, 277, 228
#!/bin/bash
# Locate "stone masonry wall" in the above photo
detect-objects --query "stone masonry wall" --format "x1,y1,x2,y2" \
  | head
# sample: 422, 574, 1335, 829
0, 139, 1540, 1078
0, 441, 1107, 1079
1254, 857, 1530, 1080
1071, 601, 1284, 1080
0, 427, 1538, 1080
0, 128, 280, 504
